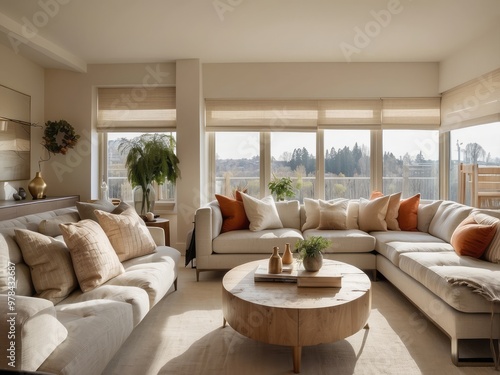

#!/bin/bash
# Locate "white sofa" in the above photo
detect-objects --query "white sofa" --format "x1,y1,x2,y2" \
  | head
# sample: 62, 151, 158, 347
194, 197, 500, 365
0, 203, 181, 374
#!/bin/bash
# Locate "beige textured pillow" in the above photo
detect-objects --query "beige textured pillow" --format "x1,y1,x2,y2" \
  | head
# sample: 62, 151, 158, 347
95, 207, 157, 262
38, 212, 81, 237
358, 196, 390, 232
59, 220, 124, 292
317, 199, 349, 230
386, 192, 401, 231
14, 229, 78, 304
239, 193, 283, 231
302, 198, 320, 231
475, 213, 500, 263
76, 199, 116, 221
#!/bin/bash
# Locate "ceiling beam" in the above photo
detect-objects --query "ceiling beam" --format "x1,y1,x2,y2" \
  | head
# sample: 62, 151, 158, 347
0, 12, 87, 73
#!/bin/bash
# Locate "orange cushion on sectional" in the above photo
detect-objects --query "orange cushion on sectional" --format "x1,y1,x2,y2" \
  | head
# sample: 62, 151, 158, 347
451, 215, 498, 258
370, 190, 384, 199
215, 194, 250, 233
398, 193, 420, 231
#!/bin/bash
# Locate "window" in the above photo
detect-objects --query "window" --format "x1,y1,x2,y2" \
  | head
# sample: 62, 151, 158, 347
324, 130, 370, 200
271, 132, 316, 200
383, 130, 439, 199
106, 132, 177, 202
215, 132, 260, 197
449, 122, 500, 201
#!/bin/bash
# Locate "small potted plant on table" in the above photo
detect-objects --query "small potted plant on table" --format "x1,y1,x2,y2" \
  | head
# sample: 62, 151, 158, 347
295, 236, 331, 272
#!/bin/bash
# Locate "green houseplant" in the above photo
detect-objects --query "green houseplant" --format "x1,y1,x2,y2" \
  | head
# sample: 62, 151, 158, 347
118, 133, 180, 216
295, 236, 331, 272
268, 175, 295, 201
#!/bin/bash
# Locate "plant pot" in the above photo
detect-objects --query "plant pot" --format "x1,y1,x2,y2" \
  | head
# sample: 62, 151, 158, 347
302, 252, 323, 272
133, 184, 156, 216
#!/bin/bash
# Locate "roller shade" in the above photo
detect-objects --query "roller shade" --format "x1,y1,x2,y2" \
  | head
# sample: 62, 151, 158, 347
382, 98, 441, 129
318, 99, 381, 129
441, 68, 500, 131
97, 87, 176, 132
205, 100, 318, 131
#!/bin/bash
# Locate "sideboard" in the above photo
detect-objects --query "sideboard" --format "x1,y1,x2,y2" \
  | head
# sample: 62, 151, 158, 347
0, 195, 80, 221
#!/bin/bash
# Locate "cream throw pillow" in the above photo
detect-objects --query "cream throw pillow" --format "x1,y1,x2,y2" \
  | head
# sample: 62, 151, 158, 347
95, 207, 157, 262
239, 193, 283, 231
38, 212, 81, 237
317, 199, 349, 230
475, 213, 500, 263
14, 229, 78, 304
60, 219, 124, 292
359, 196, 390, 232
386, 192, 402, 231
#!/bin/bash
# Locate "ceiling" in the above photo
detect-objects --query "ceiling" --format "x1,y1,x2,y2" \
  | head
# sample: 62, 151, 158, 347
0, 0, 499, 72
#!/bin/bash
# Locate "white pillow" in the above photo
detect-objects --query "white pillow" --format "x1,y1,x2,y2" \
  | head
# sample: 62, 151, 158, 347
358, 196, 390, 232
317, 199, 349, 230
239, 193, 283, 231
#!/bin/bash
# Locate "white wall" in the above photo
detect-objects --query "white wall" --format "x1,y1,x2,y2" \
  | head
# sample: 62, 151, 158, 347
439, 23, 500, 93
0, 43, 44, 193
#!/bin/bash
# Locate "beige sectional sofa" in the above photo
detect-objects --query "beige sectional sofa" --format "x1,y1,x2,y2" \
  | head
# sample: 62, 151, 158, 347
0, 201, 181, 374
195, 196, 500, 365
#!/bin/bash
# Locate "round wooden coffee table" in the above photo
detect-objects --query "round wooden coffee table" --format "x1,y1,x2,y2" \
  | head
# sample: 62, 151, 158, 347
222, 259, 371, 373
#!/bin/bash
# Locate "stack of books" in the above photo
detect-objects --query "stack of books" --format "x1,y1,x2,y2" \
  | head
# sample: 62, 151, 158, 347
254, 263, 342, 287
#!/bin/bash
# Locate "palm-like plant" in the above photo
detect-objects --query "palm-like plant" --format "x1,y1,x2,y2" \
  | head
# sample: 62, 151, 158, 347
118, 134, 180, 215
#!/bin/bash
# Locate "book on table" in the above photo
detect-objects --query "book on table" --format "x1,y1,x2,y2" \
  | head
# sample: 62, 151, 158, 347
254, 263, 342, 287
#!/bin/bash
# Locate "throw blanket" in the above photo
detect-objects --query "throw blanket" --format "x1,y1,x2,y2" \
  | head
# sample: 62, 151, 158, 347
445, 270, 500, 303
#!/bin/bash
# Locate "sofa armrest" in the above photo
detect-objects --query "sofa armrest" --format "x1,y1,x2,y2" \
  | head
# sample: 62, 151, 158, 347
147, 227, 165, 246
0, 295, 68, 371
195, 207, 215, 259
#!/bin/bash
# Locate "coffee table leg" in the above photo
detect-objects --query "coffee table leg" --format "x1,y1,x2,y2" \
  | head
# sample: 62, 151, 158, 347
292, 346, 302, 373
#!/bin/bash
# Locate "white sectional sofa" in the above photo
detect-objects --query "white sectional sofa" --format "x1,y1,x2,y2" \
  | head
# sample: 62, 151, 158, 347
0, 200, 181, 374
194, 195, 500, 365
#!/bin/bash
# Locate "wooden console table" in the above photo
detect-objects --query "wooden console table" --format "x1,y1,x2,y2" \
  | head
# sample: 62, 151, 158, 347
145, 218, 170, 246
0, 195, 80, 221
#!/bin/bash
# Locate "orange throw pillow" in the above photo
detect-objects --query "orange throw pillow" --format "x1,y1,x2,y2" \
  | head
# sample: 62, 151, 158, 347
451, 215, 497, 258
398, 194, 420, 231
215, 194, 250, 233
370, 190, 384, 199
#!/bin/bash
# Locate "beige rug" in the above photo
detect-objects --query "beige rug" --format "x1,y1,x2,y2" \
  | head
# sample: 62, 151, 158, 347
104, 263, 497, 375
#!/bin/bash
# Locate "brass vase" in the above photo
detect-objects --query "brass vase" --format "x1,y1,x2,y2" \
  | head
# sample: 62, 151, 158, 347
28, 172, 47, 199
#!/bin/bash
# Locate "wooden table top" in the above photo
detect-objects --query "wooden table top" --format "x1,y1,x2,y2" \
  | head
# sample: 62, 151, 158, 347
222, 259, 371, 310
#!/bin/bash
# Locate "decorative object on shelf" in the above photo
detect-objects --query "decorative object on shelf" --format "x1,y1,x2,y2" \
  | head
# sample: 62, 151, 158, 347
282, 242, 294, 265
28, 171, 47, 199
118, 133, 180, 216
18, 187, 27, 199
100, 180, 109, 201
268, 174, 295, 201
268, 246, 283, 274
295, 236, 331, 272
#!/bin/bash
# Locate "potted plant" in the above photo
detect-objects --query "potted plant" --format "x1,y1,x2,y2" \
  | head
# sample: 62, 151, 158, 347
118, 133, 180, 216
295, 236, 331, 272
268, 175, 295, 201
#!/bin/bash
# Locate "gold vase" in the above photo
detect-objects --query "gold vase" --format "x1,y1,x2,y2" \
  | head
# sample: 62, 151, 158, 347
28, 172, 47, 199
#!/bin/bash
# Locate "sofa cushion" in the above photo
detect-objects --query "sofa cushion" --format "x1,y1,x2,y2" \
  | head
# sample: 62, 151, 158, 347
386, 192, 402, 231
398, 252, 500, 313
0, 295, 68, 371
38, 212, 81, 237
275, 200, 301, 230
428, 201, 473, 243
417, 200, 442, 232
14, 229, 78, 304
358, 196, 390, 232
239, 193, 283, 231
215, 194, 250, 233
450, 214, 498, 258
317, 199, 349, 230
303, 229, 375, 253
95, 207, 157, 262
378, 241, 454, 267
472, 209, 500, 264
76, 199, 116, 222
213, 228, 303, 254
60, 220, 124, 292
398, 193, 420, 231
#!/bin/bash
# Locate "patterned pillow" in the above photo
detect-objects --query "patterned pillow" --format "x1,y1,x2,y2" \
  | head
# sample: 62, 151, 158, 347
59, 220, 124, 292
14, 229, 78, 304
94, 207, 157, 262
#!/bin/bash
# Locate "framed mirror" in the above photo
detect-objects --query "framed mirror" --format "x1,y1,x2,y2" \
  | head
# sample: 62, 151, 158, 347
0, 85, 31, 181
